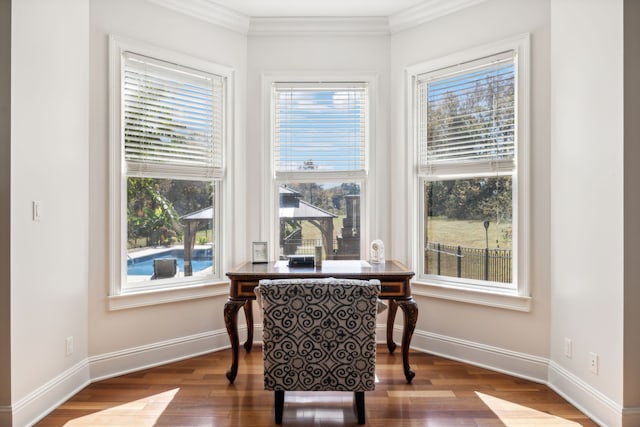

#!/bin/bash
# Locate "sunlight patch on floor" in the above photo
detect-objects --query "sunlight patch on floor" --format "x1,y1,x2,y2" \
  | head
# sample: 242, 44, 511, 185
63, 388, 180, 426
477, 391, 582, 426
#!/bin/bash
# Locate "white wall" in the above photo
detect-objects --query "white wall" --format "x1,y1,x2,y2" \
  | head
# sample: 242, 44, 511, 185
390, 0, 551, 372
10, 0, 90, 425
549, 0, 624, 425
246, 32, 391, 250
624, 0, 640, 415
88, 0, 246, 378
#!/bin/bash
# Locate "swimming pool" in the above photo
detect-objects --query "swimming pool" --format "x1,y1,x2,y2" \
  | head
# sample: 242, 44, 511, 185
127, 248, 213, 276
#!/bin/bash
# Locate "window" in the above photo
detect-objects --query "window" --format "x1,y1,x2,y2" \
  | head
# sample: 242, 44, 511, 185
109, 36, 231, 304
410, 35, 530, 307
270, 80, 371, 261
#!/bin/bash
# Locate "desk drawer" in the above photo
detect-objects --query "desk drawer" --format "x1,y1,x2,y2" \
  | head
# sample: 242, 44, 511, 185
231, 280, 259, 298
380, 281, 406, 297
231, 278, 409, 298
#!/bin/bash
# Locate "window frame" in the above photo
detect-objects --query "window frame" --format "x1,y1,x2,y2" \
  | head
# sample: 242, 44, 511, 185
262, 73, 377, 261
406, 34, 532, 311
108, 35, 232, 309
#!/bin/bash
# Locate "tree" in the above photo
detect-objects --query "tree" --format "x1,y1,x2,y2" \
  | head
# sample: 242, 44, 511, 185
425, 64, 514, 223
426, 177, 511, 221
127, 178, 182, 247
163, 180, 213, 216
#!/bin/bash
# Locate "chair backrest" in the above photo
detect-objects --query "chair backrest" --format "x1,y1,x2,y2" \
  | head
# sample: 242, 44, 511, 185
257, 277, 380, 392
152, 258, 177, 279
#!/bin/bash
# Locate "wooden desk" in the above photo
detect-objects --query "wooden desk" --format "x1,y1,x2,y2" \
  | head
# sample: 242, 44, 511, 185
224, 260, 417, 384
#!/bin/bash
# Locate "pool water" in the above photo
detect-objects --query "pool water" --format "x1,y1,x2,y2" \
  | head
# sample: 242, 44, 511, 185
127, 248, 213, 276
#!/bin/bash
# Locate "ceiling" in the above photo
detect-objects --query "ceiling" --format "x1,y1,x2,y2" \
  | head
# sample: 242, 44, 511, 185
209, 0, 429, 18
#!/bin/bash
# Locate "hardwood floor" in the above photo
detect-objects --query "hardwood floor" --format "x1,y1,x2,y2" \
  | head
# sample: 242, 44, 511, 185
36, 346, 598, 426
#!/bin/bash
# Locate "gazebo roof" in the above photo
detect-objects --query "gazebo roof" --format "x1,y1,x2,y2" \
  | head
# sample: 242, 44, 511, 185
181, 187, 337, 222
279, 186, 301, 196
181, 200, 338, 221
280, 199, 337, 220
181, 206, 212, 221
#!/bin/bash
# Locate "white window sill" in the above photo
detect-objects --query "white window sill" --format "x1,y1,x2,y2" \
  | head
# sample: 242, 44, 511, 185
109, 281, 229, 311
412, 280, 532, 312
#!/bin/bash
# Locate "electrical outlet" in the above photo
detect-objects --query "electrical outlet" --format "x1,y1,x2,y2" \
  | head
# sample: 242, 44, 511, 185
564, 337, 572, 358
589, 352, 598, 374
66, 336, 73, 356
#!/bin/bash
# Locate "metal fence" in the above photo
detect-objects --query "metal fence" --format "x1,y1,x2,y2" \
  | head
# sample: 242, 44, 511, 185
282, 238, 358, 259
283, 238, 512, 282
286, 238, 326, 255
425, 242, 512, 283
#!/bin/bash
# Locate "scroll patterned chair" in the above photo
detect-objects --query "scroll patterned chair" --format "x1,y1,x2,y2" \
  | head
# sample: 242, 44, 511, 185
256, 277, 380, 425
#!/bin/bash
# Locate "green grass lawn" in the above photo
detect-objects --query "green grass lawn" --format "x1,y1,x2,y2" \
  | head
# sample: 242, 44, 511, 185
427, 216, 512, 250
300, 216, 344, 240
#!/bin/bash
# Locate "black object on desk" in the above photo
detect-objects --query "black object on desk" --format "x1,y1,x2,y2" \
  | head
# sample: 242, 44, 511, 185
287, 255, 315, 267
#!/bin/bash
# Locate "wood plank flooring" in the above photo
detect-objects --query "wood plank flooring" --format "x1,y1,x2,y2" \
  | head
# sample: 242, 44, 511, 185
35, 346, 598, 426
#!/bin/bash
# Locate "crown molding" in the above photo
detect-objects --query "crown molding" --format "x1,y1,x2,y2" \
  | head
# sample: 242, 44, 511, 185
389, 0, 488, 34
148, 0, 251, 35
149, 0, 487, 36
248, 17, 389, 37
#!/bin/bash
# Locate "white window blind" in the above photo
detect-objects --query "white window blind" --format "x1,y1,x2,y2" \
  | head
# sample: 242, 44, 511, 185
417, 51, 516, 177
272, 82, 368, 176
123, 51, 225, 178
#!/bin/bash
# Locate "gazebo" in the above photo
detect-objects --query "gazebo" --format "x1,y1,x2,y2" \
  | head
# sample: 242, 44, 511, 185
180, 187, 339, 272
180, 206, 212, 276
279, 186, 337, 259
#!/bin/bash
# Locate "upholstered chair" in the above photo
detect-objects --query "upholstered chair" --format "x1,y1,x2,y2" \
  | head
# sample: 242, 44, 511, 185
151, 258, 177, 279
256, 277, 380, 424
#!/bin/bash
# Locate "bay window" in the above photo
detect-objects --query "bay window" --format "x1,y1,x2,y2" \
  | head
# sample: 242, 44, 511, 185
270, 80, 371, 260
109, 36, 231, 304
410, 35, 530, 306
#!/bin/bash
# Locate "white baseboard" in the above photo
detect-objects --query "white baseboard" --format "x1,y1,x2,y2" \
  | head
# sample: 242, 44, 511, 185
548, 361, 622, 427
408, 327, 549, 382
13, 359, 90, 427
13, 323, 639, 427
406, 326, 628, 427
16, 328, 233, 427
88, 328, 233, 382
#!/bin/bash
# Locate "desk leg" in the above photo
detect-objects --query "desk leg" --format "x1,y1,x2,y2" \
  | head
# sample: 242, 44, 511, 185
243, 300, 253, 352
396, 298, 418, 383
224, 299, 245, 384
386, 299, 398, 354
